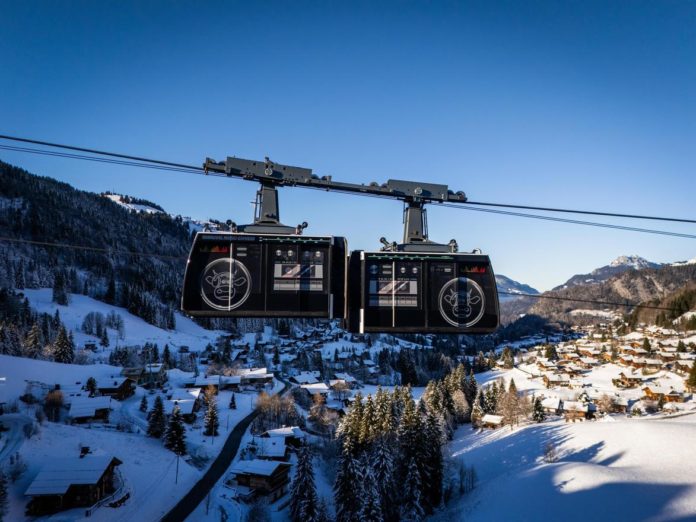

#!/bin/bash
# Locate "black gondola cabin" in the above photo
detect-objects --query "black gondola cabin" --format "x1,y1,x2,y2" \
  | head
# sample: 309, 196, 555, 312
347, 251, 499, 334
182, 233, 347, 319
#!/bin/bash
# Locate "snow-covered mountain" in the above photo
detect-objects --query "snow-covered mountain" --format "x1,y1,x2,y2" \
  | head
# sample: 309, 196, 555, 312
495, 275, 539, 300
102, 193, 165, 214
554, 255, 662, 290
671, 256, 696, 267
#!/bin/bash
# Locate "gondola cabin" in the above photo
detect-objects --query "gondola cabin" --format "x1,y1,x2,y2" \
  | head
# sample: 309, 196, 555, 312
182, 232, 347, 319
347, 251, 499, 334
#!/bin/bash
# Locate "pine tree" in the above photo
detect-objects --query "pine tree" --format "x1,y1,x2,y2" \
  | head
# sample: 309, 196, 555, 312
687, 362, 696, 392
100, 329, 109, 348
85, 377, 97, 396
162, 344, 172, 369
423, 409, 444, 510
0, 468, 8, 522
334, 440, 362, 522
401, 457, 425, 522
359, 460, 383, 522
229, 393, 237, 409
52, 270, 69, 305
140, 395, 148, 413
532, 396, 546, 423
147, 395, 166, 438
290, 443, 319, 522
371, 437, 395, 519
164, 406, 187, 455
23, 322, 43, 359
204, 387, 219, 436
470, 388, 484, 428
53, 325, 74, 363
105, 275, 116, 304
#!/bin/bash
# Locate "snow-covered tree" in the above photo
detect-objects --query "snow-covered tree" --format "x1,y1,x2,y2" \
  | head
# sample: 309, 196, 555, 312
85, 377, 97, 396
359, 461, 383, 522
164, 405, 187, 455
401, 457, 425, 522
147, 395, 166, 438
204, 386, 219, 436
139, 395, 148, 413
470, 388, 484, 428
533, 396, 546, 423
22, 322, 43, 359
229, 393, 237, 409
290, 443, 319, 522
53, 325, 74, 364
334, 440, 362, 522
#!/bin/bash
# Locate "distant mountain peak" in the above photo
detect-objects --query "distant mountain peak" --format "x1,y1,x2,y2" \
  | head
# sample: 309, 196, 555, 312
608, 255, 658, 270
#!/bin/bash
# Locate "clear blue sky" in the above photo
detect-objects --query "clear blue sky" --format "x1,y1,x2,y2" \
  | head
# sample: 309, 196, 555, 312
1, 1, 695, 291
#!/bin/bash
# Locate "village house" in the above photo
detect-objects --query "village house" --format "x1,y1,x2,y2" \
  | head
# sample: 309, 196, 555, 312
228, 459, 292, 503
261, 426, 306, 448
480, 414, 504, 429
543, 373, 571, 388
289, 371, 319, 385
144, 363, 167, 388
255, 437, 290, 461
642, 385, 686, 403
541, 397, 563, 415
563, 401, 595, 422
165, 388, 202, 423
120, 367, 145, 385
95, 376, 135, 401
300, 382, 331, 400
25, 455, 122, 516
612, 370, 646, 389
68, 396, 112, 423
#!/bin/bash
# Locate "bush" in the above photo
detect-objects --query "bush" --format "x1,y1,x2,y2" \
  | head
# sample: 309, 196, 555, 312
543, 441, 558, 463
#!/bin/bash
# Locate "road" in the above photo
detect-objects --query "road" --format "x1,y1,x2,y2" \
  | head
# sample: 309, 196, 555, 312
160, 380, 290, 522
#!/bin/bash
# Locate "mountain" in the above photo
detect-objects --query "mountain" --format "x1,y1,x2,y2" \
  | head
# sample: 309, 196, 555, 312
495, 275, 539, 300
554, 255, 662, 290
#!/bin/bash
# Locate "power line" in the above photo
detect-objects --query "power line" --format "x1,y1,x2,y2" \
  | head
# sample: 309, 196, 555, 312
1, 133, 695, 225
0, 236, 186, 261
441, 204, 696, 240
498, 291, 675, 312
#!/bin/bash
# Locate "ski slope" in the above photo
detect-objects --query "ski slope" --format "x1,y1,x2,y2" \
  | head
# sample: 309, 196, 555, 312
441, 414, 696, 522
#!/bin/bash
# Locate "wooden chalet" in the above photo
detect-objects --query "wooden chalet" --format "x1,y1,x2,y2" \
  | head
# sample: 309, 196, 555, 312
68, 396, 112, 423
261, 426, 306, 448
543, 373, 570, 388
96, 377, 134, 401
642, 386, 685, 403
541, 397, 562, 415
121, 367, 145, 385
612, 371, 644, 389
144, 363, 167, 387
25, 456, 122, 516
563, 401, 595, 422
228, 459, 292, 503
480, 414, 504, 429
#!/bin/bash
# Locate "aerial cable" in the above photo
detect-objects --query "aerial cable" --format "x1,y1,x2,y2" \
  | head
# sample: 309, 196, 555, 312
498, 291, 678, 312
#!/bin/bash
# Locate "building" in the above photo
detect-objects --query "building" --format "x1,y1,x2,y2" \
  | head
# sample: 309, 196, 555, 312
642, 385, 685, 403
144, 364, 167, 388
261, 426, 306, 448
481, 414, 504, 429
68, 396, 112, 423
96, 377, 135, 401
563, 401, 595, 422
120, 367, 145, 385
255, 437, 289, 461
25, 456, 122, 516
228, 459, 292, 503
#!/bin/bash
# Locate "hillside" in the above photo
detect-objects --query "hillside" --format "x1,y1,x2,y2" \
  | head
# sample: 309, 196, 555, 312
554, 255, 662, 291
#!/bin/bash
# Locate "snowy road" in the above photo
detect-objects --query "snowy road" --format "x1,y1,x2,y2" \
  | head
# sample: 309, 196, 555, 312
0, 413, 32, 463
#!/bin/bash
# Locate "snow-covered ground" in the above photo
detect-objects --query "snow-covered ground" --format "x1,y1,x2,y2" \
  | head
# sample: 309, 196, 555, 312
20, 288, 224, 353
440, 414, 696, 522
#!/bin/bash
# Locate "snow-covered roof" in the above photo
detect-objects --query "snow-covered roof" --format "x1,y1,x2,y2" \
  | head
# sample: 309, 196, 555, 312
541, 397, 562, 410
563, 401, 589, 413
257, 437, 287, 458
481, 414, 503, 425
170, 388, 201, 401
300, 383, 330, 394
69, 396, 111, 419
25, 456, 119, 496
291, 372, 319, 385
96, 376, 129, 389
262, 426, 305, 439
333, 372, 356, 383
195, 375, 220, 387
165, 399, 196, 415
230, 459, 289, 477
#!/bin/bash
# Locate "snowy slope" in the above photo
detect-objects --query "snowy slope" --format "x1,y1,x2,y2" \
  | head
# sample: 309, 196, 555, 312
441, 414, 696, 522
20, 288, 224, 352
103, 193, 163, 214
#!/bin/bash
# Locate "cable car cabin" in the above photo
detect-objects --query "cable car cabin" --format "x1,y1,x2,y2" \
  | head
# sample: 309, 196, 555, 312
182, 233, 347, 319
347, 251, 499, 334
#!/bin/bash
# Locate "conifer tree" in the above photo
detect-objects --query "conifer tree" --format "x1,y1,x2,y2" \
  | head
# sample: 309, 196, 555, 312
229, 393, 237, 409
85, 377, 97, 396
140, 395, 148, 413
359, 461, 383, 522
533, 396, 546, 423
471, 388, 484, 428
371, 436, 395, 518
53, 325, 74, 363
147, 395, 166, 438
643, 337, 652, 353
23, 322, 43, 359
204, 387, 219, 436
162, 344, 172, 369
401, 457, 424, 522
100, 329, 109, 348
423, 409, 444, 510
164, 406, 187, 455
0, 468, 8, 522
52, 270, 69, 305
290, 443, 319, 522
334, 439, 362, 522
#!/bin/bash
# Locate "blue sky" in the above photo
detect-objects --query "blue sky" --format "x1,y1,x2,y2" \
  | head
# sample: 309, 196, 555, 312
1, 1, 695, 290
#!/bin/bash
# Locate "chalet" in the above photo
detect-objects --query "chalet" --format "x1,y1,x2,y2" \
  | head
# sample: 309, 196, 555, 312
256, 437, 289, 461
240, 368, 274, 388
165, 388, 202, 423
543, 373, 570, 388
261, 426, 306, 448
228, 459, 292, 503
220, 375, 242, 391
612, 371, 645, 389
144, 363, 167, 387
541, 397, 562, 415
68, 396, 112, 423
96, 377, 134, 401
290, 371, 319, 385
300, 383, 330, 399
578, 357, 598, 369
333, 373, 358, 388
563, 401, 595, 422
642, 385, 685, 403
643, 358, 663, 371
195, 375, 220, 392
121, 367, 145, 385
480, 414, 504, 429
675, 360, 694, 377
25, 456, 122, 516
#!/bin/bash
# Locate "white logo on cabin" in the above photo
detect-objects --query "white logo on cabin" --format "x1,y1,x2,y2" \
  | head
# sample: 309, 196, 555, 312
437, 277, 485, 327
200, 258, 252, 311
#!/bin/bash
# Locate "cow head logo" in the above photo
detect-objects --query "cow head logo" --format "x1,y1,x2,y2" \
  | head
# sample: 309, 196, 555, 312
438, 277, 485, 327
200, 258, 251, 311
